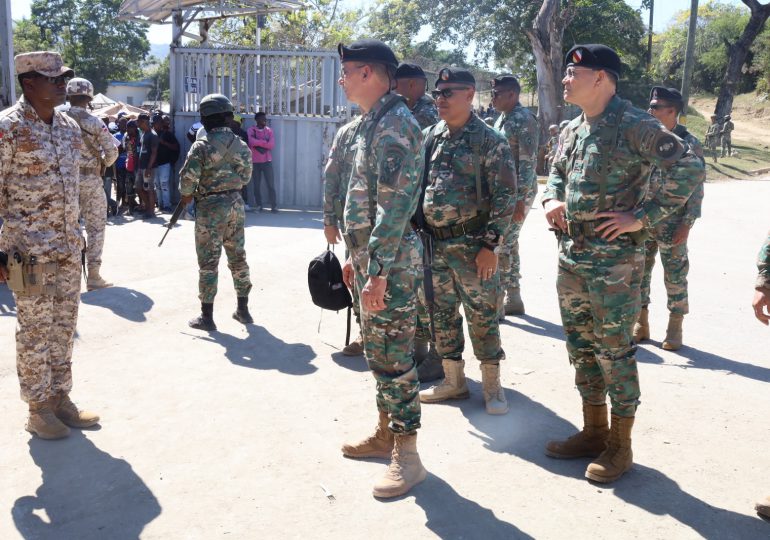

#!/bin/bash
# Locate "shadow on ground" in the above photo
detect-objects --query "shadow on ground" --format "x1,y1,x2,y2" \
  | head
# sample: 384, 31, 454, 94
244, 210, 323, 230
330, 351, 369, 373
80, 287, 154, 322
502, 314, 564, 341
11, 430, 161, 540
0, 283, 16, 317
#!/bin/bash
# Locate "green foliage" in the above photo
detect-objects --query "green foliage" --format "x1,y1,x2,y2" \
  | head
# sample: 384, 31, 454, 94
751, 26, 770, 95
144, 56, 170, 103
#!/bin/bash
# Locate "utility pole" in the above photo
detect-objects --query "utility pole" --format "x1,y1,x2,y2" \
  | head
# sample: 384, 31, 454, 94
680, 0, 699, 126
1, 0, 16, 109
646, 0, 655, 71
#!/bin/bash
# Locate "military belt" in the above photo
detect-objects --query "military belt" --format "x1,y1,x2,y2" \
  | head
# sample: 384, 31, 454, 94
342, 228, 371, 250
79, 166, 101, 176
199, 188, 241, 198
427, 213, 489, 241
565, 219, 599, 238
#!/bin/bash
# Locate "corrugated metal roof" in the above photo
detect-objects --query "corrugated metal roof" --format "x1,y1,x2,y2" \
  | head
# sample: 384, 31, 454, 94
118, 0, 304, 24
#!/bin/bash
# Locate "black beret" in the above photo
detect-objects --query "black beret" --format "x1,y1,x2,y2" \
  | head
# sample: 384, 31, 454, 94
435, 67, 475, 88
490, 75, 519, 89
649, 86, 683, 103
337, 39, 398, 68
565, 44, 622, 79
394, 63, 426, 79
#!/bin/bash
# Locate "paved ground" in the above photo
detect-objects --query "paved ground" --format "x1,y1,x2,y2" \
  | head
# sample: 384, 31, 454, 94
1, 178, 769, 540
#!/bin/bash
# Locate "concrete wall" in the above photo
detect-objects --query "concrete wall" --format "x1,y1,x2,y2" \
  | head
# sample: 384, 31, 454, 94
106, 84, 152, 107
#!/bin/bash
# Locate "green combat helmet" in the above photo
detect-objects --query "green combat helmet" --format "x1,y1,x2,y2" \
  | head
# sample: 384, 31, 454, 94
199, 94, 234, 117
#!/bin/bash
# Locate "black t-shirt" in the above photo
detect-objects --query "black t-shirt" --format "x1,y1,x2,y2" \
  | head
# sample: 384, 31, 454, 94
156, 131, 180, 166
139, 130, 159, 170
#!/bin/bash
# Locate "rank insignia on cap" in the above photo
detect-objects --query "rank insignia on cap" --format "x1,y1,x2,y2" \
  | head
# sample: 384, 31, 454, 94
572, 50, 583, 64
440, 69, 450, 80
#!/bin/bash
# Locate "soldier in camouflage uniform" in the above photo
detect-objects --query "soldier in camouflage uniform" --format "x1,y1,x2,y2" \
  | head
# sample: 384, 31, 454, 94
705, 115, 720, 163
418, 68, 517, 416
66, 77, 119, 291
179, 94, 253, 332
546, 124, 559, 171
633, 87, 705, 351
336, 39, 427, 499
720, 114, 734, 157
542, 45, 705, 484
753, 231, 770, 518
0, 52, 100, 440
490, 74, 539, 316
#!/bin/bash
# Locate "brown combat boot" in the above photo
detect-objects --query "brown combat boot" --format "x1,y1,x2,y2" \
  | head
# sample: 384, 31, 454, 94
755, 496, 770, 518
546, 403, 609, 458
632, 306, 650, 343
342, 334, 364, 356
53, 393, 100, 428
480, 363, 508, 415
372, 433, 427, 498
26, 400, 70, 440
86, 266, 113, 291
341, 410, 394, 459
585, 414, 634, 483
662, 313, 684, 350
419, 359, 469, 403
504, 287, 525, 315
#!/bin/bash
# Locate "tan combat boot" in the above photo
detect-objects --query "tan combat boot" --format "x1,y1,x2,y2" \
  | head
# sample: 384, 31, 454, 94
755, 496, 770, 518
480, 363, 508, 415
632, 306, 650, 342
546, 403, 609, 458
342, 334, 364, 356
341, 410, 394, 459
53, 393, 100, 428
662, 313, 684, 351
372, 433, 427, 498
26, 400, 70, 440
87, 266, 113, 291
504, 287, 525, 315
419, 359, 469, 403
585, 414, 634, 483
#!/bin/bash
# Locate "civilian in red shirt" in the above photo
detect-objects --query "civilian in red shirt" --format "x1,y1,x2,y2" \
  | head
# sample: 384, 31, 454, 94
247, 111, 277, 213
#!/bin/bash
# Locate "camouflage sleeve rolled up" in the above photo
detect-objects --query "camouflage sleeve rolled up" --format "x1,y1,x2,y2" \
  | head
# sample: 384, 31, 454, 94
323, 119, 360, 227
758, 231, 770, 291
67, 106, 118, 168
484, 129, 518, 239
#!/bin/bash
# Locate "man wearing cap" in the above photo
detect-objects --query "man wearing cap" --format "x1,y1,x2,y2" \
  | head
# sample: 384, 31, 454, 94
418, 67, 517, 416
633, 87, 705, 351
542, 44, 705, 483
491, 74, 539, 316
705, 115, 720, 163
546, 124, 559, 169
336, 39, 427, 498
720, 114, 734, 157
179, 94, 254, 331
66, 77, 119, 290
136, 113, 159, 219
0, 51, 100, 439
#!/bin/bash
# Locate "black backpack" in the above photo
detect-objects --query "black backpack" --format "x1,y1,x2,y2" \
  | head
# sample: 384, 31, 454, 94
308, 249, 352, 311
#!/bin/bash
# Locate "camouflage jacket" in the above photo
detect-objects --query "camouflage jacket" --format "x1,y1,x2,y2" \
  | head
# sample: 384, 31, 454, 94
758, 231, 770, 291
721, 121, 734, 136
546, 135, 559, 157
647, 124, 705, 228
543, 95, 705, 227
411, 94, 439, 130
0, 96, 85, 261
66, 105, 118, 169
180, 127, 252, 197
705, 122, 720, 140
423, 113, 517, 246
494, 103, 539, 203
323, 117, 362, 227
344, 93, 424, 278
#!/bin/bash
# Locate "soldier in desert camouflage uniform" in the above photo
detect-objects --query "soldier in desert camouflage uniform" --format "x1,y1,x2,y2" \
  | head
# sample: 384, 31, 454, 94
491, 74, 539, 317
705, 115, 720, 163
542, 45, 704, 484
720, 114, 734, 157
633, 87, 705, 351
179, 94, 253, 332
66, 77, 118, 291
417, 68, 517, 416
0, 51, 100, 440
335, 39, 426, 499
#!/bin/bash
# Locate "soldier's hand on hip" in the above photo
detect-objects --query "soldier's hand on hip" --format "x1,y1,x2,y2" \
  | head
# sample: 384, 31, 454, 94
476, 247, 498, 281
753, 289, 770, 325
324, 225, 341, 245
342, 257, 354, 290
362, 276, 387, 312
672, 223, 690, 246
543, 199, 567, 233
595, 211, 643, 241
513, 200, 527, 223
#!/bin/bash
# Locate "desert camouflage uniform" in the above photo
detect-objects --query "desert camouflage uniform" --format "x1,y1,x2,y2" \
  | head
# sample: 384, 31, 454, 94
720, 119, 734, 157
342, 93, 424, 434
641, 125, 705, 315
705, 121, 720, 161
544, 95, 705, 417
423, 114, 517, 365
411, 94, 439, 130
758, 231, 770, 291
180, 126, 253, 303
66, 105, 118, 272
0, 96, 85, 403
494, 103, 539, 293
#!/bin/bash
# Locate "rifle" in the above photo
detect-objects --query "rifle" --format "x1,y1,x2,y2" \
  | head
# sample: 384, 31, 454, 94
158, 201, 186, 247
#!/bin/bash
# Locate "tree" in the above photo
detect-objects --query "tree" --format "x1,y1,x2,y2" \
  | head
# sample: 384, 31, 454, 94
144, 56, 170, 103
30, 0, 149, 92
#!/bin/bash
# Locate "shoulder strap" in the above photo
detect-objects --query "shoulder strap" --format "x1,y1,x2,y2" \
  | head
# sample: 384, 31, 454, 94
597, 101, 628, 212
203, 132, 236, 163
467, 124, 488, 212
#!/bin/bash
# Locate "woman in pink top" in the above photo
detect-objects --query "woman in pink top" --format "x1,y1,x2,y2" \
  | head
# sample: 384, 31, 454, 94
247, 111, 277, 212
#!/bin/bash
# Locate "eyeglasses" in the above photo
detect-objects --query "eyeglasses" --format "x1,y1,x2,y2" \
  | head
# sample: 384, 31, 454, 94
430, 87, 470, 100
563, 67, 596, 79
339, 64, 367, 79
36, 74, 70, 85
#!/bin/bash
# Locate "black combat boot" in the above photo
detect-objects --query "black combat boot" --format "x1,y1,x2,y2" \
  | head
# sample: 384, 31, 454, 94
189, 302, 216, 331
233, 297, 253, 324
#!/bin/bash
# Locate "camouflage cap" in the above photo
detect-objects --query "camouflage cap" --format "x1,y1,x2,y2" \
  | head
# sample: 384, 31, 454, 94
549, 124, 558, 130
199, 93, 233, 116
66, 77, 94, 98
15, 51, 74, 78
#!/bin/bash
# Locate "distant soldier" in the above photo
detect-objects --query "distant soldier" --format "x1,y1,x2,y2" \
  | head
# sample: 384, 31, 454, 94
0, 52, 100, 439
491, 74, 539, 316
542, 44, 704, 484
179, 94, 254, 331
545, 123, 559, 169
66, 77, 118, 290
705, 115, 720, 162
752, 230, 770, 518
418, 68, 517, 415
720, 114, 734, 157
634, 87, 705, 351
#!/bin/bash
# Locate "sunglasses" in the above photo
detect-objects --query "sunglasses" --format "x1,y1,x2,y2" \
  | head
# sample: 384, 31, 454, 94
491, 89, 512, 98
430, 87, 470, 100
34, 74, 71, 85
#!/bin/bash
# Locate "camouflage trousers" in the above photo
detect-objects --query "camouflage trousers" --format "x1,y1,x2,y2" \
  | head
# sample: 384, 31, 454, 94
79, 173, 107, 271
641, 221, 689, 314
557, 237, 643, 417
195, 193, 252, 303
351, 233, 422, 434
721, 135, 732, 157
15, 254, 81, 403
432, 237, 505, 364
499, 177, 538, 292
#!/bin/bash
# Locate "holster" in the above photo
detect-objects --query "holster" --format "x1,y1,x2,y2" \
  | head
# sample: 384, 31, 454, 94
6, 251, 58, 296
